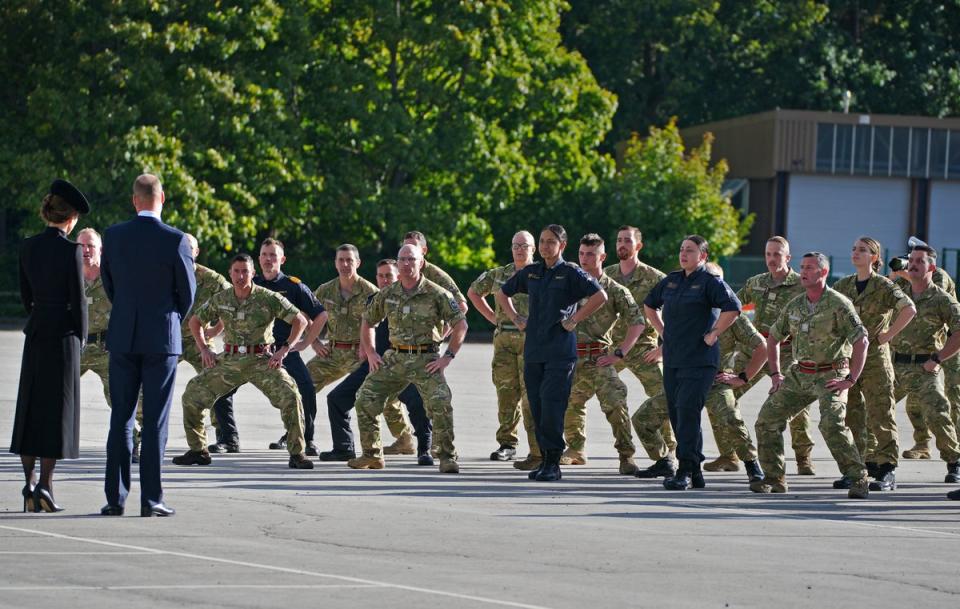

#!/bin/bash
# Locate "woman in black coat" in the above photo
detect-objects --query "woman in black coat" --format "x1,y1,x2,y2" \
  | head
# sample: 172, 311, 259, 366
11, 179, 90, 512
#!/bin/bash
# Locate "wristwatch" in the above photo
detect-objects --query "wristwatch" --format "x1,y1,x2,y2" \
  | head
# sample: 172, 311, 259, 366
737, 372, 749, 383
613, 348, 625, 359
844, 373, 855, 383
931, 352, 942, 364
444, 349, 456, 359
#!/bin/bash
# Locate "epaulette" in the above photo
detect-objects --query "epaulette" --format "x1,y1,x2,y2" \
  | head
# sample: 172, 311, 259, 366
289, 276, 301, 284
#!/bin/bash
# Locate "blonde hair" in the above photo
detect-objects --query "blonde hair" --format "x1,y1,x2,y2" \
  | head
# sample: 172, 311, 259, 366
856, 236, 883, 273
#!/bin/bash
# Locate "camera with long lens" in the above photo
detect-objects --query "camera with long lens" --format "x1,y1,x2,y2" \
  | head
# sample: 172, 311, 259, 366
888, 236, 928, 272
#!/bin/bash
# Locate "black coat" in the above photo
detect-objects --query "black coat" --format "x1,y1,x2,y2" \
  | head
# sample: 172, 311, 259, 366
11, 226, 87, 459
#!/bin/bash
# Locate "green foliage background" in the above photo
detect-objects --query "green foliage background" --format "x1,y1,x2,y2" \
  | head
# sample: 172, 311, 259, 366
2, 1, 953, 319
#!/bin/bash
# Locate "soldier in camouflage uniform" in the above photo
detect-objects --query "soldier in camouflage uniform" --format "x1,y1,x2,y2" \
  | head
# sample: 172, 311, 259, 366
750, 252, 869, 498
77, 229, 142, 456
467, 230, 539, 466
173, 254, 313, 469
179, 234, 236, 451
896, 266, 960, 458
348, 244, 467, 473
832, 237, 916, 490
560, 234, 645, 474
698, 263, 767, 484
889, 247, 960, 484
603, 226, 677, 469
727, 236, 816, 475
400, 230, 468, 457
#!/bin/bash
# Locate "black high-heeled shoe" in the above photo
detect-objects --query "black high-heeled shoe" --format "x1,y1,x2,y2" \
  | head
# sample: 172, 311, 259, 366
33, 485, 63, 513
21, 484, 35, 513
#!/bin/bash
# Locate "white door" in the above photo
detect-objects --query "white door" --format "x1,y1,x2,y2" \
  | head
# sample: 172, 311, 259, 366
786, 175, 911, 277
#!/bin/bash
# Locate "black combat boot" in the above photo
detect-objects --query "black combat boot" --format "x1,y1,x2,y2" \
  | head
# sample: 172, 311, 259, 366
691, 461, 706, 489
868, 462, 896, 491
945, 462, 960, 483
634, 457, 677, 479
865, 461, 880, 479
663, 460, 693, 490
534, 450, 563, 482
744, 460, 764, 484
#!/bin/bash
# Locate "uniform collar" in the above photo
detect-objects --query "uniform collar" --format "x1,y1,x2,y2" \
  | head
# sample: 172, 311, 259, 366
260, 270, 286, 285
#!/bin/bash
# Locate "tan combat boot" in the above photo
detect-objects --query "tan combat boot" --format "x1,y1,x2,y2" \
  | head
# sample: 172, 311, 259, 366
796, 455, 816, 475
619, 456, 639, 475
750, 476, 788, 494
438, 459, 460, 474
902, 443, 931, 459
559, 448, 587, 465
513, 454, 543, 471
847, 477, 870, 499
347, 452, 385, 469
383, 432, 415, 455
704, 454, 741, 472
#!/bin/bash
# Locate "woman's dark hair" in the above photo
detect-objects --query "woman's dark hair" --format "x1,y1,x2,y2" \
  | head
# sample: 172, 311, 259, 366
683, 234, 709, 256
541, 224, 567, 242
40, 194, 78, 224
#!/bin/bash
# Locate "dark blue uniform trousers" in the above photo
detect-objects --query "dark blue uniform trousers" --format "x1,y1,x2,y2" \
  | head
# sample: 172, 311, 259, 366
105, 352, 178, 509
213, 351, 317, 443
327, 361, 432, 453
523, 358, 577, 452
663, 365, 717, 465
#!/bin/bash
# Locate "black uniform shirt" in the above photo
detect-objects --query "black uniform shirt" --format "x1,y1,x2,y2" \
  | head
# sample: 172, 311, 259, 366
253, 271, 324, 344
644, 265, 741, 369
501, 257, 601, 363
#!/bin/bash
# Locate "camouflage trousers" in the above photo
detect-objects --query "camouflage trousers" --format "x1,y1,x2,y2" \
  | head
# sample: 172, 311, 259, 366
616, 347, 676, 458
180, 341, 221, 430
705, 384, 757, 461
755, 366, 865, 482
181, 353, 305, 455
893, 362, 960, 463
81, 343, 142, 441
355, 350, 456, 460
845, 347, 899, 465
907, 355, 960, 446
564, 356, 635, 457
733, 345, 814, 459
492, 330, 538, 456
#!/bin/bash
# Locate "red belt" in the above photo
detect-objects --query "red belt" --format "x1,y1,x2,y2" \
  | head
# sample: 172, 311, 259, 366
760, 331, 791, 346
332, 341, 359, 349
576, 342, 606, 357
224, 343, 270, 355
796, 360, 847, 374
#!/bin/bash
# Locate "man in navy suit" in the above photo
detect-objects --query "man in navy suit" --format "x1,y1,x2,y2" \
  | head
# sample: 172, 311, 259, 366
100, 174, 196, 517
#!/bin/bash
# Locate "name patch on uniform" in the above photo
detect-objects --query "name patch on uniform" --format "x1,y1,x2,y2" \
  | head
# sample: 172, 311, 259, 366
690, 284, 702, 290
402, 305, 410, 314
386, 299, 399, 305
529, 274, 540, 280
218, 305, 236, 311
800, 322, 809, 332
237, 311, 246, 320
667, 282, 678, 289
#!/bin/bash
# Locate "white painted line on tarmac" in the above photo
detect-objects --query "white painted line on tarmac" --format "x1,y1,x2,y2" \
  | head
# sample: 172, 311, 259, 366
0, 551, 151, 555
0, 584, 382, 591
0, 525, 555, 609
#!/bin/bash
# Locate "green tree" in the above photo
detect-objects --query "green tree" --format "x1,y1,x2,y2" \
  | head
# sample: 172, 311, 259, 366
601, 119, 752, 272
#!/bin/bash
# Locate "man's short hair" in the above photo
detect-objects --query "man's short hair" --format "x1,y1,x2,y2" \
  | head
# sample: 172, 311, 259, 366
377, 258, 398, 268
403, 231, 427, 248
230, 253, 255, 267
617, 225, 642, 242
767, 236, 790, 251
542, 224, 567, 243
683, 234, 709, 256
802, 252, 830, 270
337, 243, 360, 258
260, 237, 285, 252
183, 232, 198, 251
77, 227, 102, 243
912, 245, 938, 265
133, 174, 163, 200
580, 233, 604, 247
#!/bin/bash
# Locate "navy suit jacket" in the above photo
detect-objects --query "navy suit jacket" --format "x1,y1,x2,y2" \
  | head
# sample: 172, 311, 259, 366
101, 214, 196, 355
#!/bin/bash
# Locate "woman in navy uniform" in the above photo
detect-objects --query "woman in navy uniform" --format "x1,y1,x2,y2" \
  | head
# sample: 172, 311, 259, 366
643, 235, 741, 490
11, 179, 90, 512
497, 225, 607, 481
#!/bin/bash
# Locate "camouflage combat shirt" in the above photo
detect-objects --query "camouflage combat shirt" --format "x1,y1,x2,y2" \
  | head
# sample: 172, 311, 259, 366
738, 270, 804, 335
424, 260, 466, 305
604, 261, 664, 352
85, 275, 111, 335
470, 263, 529, 326
719, 314, 765, 374
182, 263, 231, 346
575, 273, 643, 348
770, 287, 866, 363
364, 276, 465, 346
195, 284, 301, 346
834, 272, 913, 355
313, 275, 378, 342
890, 283, 960, 354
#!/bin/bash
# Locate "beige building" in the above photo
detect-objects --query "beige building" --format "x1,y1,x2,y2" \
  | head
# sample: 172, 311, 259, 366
681, 109, 960, 278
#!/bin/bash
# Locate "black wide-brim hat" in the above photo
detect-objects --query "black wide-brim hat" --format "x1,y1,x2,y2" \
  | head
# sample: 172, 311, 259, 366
49, 179, 90, 214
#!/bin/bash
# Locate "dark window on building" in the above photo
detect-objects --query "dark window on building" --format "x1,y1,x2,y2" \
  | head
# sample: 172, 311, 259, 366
949, 130, 960, 180
931, 129, 948, 178
873, 126, 891, 176
853, 126, 871, 175
835, 124, 853, 173
910, 128, 928, 177
816, 123, 834, 172
891, 127, 910, 176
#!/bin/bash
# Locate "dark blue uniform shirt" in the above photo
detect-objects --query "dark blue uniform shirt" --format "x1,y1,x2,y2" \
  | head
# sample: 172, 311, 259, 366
253, 271, 324, 344
501, 258, 601, 363
644, 265, 740, 369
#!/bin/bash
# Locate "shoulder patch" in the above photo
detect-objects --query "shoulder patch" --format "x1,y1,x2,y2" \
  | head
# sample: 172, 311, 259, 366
449, 297, 460, 313
289, 276, 301, 284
